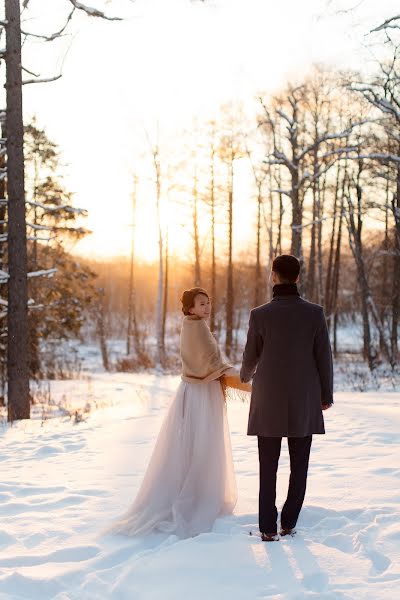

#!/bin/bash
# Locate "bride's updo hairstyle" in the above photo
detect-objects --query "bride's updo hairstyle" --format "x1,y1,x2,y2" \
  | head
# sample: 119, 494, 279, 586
180, 287, 210, 316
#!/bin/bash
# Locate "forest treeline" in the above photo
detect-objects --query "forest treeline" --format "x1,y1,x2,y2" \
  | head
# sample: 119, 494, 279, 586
12, 51, 400, 381
84, 224, 394, 372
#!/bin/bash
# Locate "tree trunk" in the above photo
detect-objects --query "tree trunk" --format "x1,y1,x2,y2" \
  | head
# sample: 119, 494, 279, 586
289, 96, 305, 290
325, 163, 341, 331
333, 311, 339, 357
225, 160, 234, 359
210, 152, 216, 333
290, 166, 305, 292
317, 172, 327, 304
161, 226, 169, 349
380, 174, 389, 355
390, 160, 400, 361
6, 0, 30, 421
331, 196, 344, 357
254, 185, 262, 307
0, 118, 7, 400
153, 153, 164, 367
192, 168, 201, 286
346, 190, 375, 370
97, 289, 109, 372
28, 155, 40, 378
307, 147, 318, 301
156, 220, 164, 365
276, 167, 283, 256
290, 170, 302, 254
0, 120, 6, 273
127, 177, 139, 356
267, 169, 274, 302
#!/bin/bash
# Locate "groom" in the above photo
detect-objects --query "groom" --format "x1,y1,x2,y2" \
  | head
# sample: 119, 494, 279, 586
240, 254, 333, 542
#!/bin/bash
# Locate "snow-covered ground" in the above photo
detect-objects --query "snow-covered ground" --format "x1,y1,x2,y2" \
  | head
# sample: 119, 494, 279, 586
1, 372, 399, 599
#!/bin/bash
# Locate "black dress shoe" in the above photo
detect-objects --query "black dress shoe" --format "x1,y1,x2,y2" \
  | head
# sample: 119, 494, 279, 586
279, 527, 296, 537
261, 532, 279, 542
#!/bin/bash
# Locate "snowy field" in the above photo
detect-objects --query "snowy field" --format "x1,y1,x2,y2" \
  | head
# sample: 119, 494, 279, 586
1, 371, 399, 600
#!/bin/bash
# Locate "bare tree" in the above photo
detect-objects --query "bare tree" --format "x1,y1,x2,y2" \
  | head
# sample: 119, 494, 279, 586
246, 143, 268, 306
161, 224, 169, 350
350, 33, 400, 362
258, 85, 308, 273
258, 72, 359, 296
191, 164, 201, 286
5, 0, 29, 420
127, 175, 139, 356
201, 119, 226, 334
304, 68, 335, 303
146, 132, 165, 367
218, 105, 245, 359
345, 165, 375, 369
96, 287, 110, 372
207, 122, 218, 332
344, 131, 392, 369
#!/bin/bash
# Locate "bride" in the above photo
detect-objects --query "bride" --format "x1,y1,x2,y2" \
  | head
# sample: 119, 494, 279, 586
102, 287, 249, 539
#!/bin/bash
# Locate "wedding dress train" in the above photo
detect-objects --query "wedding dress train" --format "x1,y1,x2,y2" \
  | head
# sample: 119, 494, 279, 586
103, 378, 237, 539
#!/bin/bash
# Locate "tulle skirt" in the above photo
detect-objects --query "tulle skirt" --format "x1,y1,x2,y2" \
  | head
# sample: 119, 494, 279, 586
103, 379, 237, 539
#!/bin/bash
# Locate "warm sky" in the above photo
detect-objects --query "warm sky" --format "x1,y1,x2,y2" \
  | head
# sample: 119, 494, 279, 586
13, 0, 400, 261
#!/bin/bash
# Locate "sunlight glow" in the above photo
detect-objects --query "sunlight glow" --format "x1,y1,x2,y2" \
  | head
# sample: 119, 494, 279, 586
21, 0, 399, 260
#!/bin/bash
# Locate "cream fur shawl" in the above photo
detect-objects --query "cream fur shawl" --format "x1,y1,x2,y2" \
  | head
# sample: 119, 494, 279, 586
180, 315, 232, 383
180, 315, 251, 395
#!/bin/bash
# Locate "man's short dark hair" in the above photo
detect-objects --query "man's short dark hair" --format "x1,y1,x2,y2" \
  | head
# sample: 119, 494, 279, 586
272, 254, 300, 283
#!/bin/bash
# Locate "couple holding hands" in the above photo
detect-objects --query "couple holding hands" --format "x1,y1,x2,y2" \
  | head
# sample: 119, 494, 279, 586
103, 254, 333, 542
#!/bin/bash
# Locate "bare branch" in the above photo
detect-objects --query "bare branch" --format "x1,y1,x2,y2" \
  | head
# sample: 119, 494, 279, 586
68, 1, 123, 21
21, 9, 75, 42
28, 268, 57, 279
351, 84, 400, 122
371, 15, 400, 33
26, 222, 52, 231
356, 152, 400, 163
272, 188, 291, 198
26, 199, 88, 215
22, 74, 62, 85
22, 66, 40, 77
26, 235, 56, 242
297, 122, 368, 162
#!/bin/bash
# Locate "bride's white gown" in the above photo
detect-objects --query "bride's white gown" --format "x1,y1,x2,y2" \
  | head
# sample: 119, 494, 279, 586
104, 379, 237, 539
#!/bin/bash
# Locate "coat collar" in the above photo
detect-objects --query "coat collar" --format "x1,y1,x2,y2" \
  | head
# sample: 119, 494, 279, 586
271, 294, 302, 302
272, 282, 300, 298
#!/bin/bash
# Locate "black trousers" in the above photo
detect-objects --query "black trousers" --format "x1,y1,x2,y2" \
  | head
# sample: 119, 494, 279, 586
257, 435, 312, 534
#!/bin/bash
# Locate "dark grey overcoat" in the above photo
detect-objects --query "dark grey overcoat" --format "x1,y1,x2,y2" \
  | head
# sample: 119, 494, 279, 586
240, 294, 334, 437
